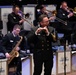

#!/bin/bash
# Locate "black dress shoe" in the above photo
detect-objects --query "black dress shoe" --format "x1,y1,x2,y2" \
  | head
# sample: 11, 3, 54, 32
15, 72, 21, 75
13, 73, 17, 75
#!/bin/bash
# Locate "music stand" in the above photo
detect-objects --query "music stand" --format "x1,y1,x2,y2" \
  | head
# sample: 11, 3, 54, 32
19, 30, 30, 36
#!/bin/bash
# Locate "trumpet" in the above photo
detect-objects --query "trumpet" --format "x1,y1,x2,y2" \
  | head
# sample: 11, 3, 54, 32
73, 7, 76, 15
66, 7, 76, 15
67, 7, 74, 11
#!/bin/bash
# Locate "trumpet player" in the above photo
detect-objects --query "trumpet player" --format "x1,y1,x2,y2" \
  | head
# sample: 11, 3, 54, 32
1, 25, 22, 75
57, 1, 74, 21
36, 5, 55, 23
56, 1, 74, 43
27, 14, 57, 75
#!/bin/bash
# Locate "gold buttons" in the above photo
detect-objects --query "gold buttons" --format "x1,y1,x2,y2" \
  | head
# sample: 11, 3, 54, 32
42, 41, 44, 43
42, 49, 44, 50
47, 44, 49, 46
47, 49, 49, 50
47, 41, 49, 42
42, 45, 44, 47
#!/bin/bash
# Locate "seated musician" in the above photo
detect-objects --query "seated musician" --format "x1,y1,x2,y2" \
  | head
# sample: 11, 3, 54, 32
56, 1, 74, 21
1, 25, 22, 75
36, 5, 55, 23
56, 1, 74, 44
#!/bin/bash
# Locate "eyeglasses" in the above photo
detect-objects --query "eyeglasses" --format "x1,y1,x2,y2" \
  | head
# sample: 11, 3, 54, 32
42, 20, 49, 23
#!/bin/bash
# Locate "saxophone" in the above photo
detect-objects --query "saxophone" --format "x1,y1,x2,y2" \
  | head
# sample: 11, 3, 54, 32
7, 36, 23, 64
50, 28, 56, 41
51, 33, 56, 41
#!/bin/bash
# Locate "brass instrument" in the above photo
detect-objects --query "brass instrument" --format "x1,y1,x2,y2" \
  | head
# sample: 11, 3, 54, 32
67, 7, 76, 16
42, 27, 56, 41
67, 7, 76, 12
51, 28, 57, 41
51, 33, 56, 41
46, 9, 57, 16
46, 9, 67, 25
73, 7, 76, 16
23, 18, 35, 27
19, 11, 35, 27
7, 36, 23, 64
55, 17, 67, 25
67, 7, 73, 11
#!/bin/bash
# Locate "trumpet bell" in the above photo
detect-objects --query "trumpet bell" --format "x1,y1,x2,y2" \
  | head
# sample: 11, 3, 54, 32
73, 7, 76, 15
73, 7, 76, 12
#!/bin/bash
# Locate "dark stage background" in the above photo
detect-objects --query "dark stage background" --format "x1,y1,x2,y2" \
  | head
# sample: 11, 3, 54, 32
0, 0, 76, 8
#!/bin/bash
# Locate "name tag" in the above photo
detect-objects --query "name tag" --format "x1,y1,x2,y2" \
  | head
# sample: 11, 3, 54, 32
63, 13, 65, 15
10, 40, 13, 42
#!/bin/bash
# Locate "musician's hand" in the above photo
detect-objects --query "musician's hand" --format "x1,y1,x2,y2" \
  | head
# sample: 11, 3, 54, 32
5, 53, 11, 59
49, 16, 55, 20
68, 12, 74, 18
19, 19, 24, 24
16, 47, 20, 51
44, 11, 49, 14
18, 13, 22, 17
43, 27, 49, 35
35, 27, 43, 35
